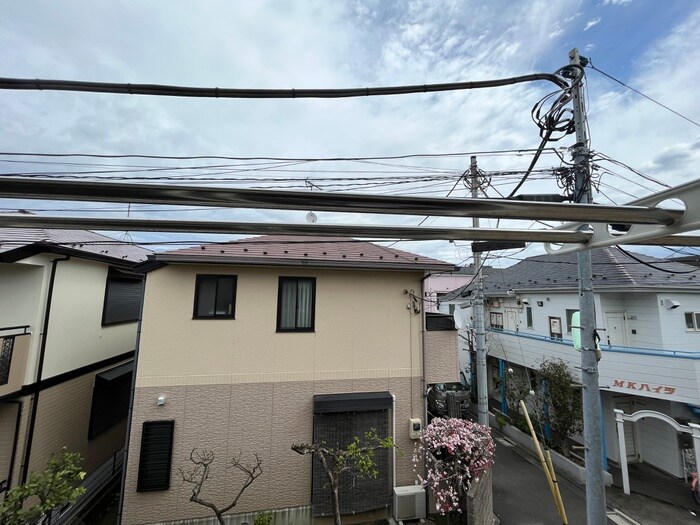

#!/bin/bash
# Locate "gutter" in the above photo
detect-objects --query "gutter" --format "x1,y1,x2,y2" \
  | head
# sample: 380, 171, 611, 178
20, 254, 69, 483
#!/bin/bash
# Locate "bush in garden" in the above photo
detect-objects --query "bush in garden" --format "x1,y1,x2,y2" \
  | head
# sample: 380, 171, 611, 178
414, 418, 495, 514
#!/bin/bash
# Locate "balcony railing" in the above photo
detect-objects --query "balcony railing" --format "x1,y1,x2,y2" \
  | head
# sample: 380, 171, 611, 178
0, 326, 30, 395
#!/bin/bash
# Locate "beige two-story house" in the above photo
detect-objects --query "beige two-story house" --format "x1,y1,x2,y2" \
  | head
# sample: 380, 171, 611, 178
120, 235, 458, 524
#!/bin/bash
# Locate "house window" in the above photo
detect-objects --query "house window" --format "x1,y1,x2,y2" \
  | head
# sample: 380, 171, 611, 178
88, 361, 133, 439
277, 277, 316, 332
685, 312, 700, 331
137, 420, 175, 492
193, 275, 237, 319
526, 306, 533, 328
102, 269, 144, 325
566, 309, 579, 333
490, 312, 503, 330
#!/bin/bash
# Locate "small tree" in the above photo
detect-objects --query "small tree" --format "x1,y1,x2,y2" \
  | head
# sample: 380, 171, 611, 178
504, 367, 532, 422
0, 448, 86, 525
415, 418, 494, 515
179, 448, 262, 525
292, 429, 395, 525
536, 358, 583, 454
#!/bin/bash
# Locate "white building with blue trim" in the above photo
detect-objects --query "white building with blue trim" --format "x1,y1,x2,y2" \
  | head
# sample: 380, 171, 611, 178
446, 247, 700, 479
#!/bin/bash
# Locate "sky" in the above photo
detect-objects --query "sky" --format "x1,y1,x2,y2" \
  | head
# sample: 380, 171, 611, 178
1, 0, 700, 266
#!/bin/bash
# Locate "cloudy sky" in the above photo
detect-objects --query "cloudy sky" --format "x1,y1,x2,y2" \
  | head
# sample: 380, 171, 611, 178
1, 0, 699, 265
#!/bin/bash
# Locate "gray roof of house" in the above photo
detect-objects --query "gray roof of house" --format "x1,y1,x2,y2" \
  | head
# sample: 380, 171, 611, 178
0, 225, 151, 265
486, 247, 700, 294
150, 235, 454, 271
443, 247, 700, 299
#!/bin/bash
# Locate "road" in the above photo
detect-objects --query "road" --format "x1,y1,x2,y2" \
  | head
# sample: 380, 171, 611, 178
492, 434, 605, 525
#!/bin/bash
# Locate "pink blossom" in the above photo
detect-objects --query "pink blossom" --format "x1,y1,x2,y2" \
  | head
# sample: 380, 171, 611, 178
413, 418, 495, 514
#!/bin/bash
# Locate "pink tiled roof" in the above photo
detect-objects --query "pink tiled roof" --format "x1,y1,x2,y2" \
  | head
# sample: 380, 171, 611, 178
154, 235, 453, 271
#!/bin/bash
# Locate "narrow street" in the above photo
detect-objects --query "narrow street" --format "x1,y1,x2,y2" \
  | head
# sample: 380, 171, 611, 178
492, 434, 606, 525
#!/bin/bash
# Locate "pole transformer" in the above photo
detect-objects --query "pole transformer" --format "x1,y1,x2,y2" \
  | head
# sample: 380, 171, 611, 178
570, 48, 608, 524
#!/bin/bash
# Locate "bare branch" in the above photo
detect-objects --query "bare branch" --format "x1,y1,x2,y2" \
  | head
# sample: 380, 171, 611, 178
179, 448, 263, 525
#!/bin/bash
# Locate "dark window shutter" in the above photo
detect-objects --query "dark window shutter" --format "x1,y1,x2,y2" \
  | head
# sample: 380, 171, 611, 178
311, 410, 390, 517
137, 421, 175, 492
103, 272, 144, 325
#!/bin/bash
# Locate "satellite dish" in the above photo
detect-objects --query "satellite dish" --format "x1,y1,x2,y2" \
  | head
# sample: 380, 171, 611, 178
306, 211, 318, 224
453, 306, 466, 330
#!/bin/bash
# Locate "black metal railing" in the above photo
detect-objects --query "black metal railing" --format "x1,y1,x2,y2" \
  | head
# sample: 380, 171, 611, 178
0, 336, 14, 386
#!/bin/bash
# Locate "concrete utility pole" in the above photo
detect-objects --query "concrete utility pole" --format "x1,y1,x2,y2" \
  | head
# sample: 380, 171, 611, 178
570, 48, 607, 524
470, 155, 489, 427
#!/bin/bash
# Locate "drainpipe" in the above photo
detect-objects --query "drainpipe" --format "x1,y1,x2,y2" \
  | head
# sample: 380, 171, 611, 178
117, 274, 147, 524
21, 254, 69, 483
391, 393, 396, 490
4, 400, 22, 492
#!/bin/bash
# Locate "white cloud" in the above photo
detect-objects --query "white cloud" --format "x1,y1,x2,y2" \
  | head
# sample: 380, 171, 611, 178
0, 1, 698, 264
602, 0, 632, 5
584, 17, 602, 31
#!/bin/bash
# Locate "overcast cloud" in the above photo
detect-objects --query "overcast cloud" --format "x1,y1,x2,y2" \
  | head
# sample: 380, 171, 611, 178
1, 0, 699, 264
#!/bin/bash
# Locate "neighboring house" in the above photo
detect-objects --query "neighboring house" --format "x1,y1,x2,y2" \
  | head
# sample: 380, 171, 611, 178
0, 224, 150, 504
434, 265, 500, 378
423, 267, 474, 314
120, 235, 458, 524
448, 247, 700, 479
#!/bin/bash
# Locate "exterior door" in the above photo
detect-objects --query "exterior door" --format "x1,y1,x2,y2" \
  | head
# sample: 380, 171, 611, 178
605, 312, 627, 346
504, 308, 519, 331
615, 400, 638, 461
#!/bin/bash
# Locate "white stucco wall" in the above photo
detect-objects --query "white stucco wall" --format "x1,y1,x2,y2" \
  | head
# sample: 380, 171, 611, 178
41, 258, 139, 379
0, 256, 53, 384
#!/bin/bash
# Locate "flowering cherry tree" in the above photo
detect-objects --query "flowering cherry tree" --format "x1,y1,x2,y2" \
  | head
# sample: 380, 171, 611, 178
414, 418, 495, 514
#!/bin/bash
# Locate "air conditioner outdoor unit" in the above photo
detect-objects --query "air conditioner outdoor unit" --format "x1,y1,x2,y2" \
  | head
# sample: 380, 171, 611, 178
393, 485, 426, 521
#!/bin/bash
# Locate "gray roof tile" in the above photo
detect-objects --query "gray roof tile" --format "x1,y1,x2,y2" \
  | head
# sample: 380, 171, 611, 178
0, 226, 151, 263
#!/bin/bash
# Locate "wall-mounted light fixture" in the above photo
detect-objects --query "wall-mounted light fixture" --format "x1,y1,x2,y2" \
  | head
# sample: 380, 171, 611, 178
156, 394, 167, 406
664, 299, 681, 310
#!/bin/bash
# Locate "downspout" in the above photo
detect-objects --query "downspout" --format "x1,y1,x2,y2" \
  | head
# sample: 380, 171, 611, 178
117, 274, 147, 524
21, 254, 69, 483
391, 393, 396, 490
4, 400, 22, 493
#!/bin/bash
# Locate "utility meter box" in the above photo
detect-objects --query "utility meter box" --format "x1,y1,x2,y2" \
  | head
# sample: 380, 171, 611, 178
409, 418, 422, 439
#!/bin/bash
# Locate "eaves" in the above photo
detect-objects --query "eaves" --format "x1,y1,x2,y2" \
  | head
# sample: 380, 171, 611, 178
0, 244, 143, 269
150, 254, 454, 272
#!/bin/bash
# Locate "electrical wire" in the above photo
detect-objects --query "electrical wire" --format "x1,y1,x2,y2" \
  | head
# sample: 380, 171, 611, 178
0, 147, 568, 163
615, 246, 700, 274
506, 65, 583, 198
587, 63, 700, 129
0, 73, 570, 99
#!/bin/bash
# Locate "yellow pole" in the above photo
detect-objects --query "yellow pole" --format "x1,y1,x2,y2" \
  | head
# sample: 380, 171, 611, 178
545, 449, 568, 524
519, 400, 568, 524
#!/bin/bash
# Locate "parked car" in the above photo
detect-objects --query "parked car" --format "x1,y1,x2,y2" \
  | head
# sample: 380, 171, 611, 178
427, 382, 470, 418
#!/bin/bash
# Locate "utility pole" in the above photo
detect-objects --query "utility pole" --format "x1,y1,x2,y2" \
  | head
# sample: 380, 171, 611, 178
570, 48, 607, 524
470, 155, 489, 427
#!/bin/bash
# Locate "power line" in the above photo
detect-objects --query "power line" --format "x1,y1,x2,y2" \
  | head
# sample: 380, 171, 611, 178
587, 63, 700, 129
0, 147, 567, 163
0, 73, 569, 100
